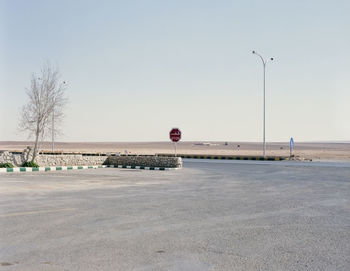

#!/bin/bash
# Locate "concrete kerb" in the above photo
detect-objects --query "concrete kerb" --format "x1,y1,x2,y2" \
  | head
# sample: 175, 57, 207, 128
106, 165, 176, 171
157, 153, 287, 161
0, 165, 106, 173
0, 164, 177, 174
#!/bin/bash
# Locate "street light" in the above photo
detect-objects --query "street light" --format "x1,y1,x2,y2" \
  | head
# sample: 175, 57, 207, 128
51, 80, 66, 153
252, 50, 274, 157
52, 106, 54, 152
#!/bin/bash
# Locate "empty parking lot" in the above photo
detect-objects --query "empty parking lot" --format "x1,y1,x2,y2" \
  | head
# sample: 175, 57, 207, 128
1, 160, 350, 270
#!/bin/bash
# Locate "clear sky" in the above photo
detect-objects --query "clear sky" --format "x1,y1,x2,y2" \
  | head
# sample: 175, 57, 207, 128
1, 0, 349, 142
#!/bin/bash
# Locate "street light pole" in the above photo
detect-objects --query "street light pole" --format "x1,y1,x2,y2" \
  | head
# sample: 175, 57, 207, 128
252, 50, 273, 157
52, 109, 54, 152
51, 80, 66, 153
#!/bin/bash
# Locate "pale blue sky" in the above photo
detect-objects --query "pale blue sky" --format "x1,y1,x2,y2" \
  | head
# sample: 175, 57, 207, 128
1, 0, 349, 142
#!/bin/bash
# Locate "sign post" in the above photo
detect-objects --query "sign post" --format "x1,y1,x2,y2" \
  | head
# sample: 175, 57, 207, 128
169, 128, 182, 157
289, 137, 294, 157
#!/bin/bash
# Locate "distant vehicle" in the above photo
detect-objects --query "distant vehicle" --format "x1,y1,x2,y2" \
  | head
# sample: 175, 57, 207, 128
194, 142, 213, 146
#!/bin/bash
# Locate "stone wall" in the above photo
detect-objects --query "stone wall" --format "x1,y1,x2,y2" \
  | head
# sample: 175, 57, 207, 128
36, 154, 107, 166
0, 151, 24, 166
106, 156, 182, 168
0, 151, 107, 167
0, 151, 182, 168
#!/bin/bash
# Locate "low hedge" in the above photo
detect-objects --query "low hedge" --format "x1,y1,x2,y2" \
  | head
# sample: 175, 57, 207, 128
0, 162, 14, 168
22, 161, 40, 168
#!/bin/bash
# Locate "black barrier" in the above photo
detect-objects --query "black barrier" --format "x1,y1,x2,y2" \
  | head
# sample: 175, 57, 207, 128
156, 153, 286, 161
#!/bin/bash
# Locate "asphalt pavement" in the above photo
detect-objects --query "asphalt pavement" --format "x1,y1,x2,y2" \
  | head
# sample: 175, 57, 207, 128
1, 160, 349, 270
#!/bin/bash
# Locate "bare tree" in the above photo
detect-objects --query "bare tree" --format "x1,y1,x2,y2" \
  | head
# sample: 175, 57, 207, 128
19, 62, 67, 162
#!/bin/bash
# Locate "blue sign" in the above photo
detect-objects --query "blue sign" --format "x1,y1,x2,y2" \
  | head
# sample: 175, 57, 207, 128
290, 138, 294, 149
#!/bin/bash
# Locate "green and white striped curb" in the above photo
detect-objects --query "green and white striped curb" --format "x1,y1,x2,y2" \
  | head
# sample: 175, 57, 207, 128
0, 165, 178, 173
106, 165, 176, 171
0, 165, 107, 173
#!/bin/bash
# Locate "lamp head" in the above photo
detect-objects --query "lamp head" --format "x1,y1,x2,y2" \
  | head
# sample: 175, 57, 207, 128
252, 50, 256, 54
270, 57, 274, 61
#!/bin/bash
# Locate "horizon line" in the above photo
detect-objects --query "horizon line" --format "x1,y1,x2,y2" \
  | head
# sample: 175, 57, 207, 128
1, 140, 350, 144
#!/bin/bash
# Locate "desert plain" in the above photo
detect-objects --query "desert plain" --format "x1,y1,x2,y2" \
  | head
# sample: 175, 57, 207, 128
1, 141, 350, 161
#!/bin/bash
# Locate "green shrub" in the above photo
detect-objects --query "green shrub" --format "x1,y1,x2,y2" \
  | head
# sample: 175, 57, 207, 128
22, 161, 40, 168
0, 162, 14, 168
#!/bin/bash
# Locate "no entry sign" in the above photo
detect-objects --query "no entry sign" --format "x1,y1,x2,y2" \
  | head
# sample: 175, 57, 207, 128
170, 128, 181, 143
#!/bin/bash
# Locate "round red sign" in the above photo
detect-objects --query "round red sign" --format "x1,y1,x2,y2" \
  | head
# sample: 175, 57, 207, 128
170, 128, 181, 143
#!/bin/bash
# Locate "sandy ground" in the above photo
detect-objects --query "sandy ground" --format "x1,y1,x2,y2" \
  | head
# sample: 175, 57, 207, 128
1, 141, 350, 161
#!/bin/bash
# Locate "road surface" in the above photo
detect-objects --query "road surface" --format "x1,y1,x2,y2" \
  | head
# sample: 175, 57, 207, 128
1, 160, 349, 270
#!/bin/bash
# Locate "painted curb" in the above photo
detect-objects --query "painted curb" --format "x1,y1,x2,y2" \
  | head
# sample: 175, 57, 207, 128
157, 154, 286, 161
0, 165, 178, 174
0, 165, 106, 173
106, 165, 176, 171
